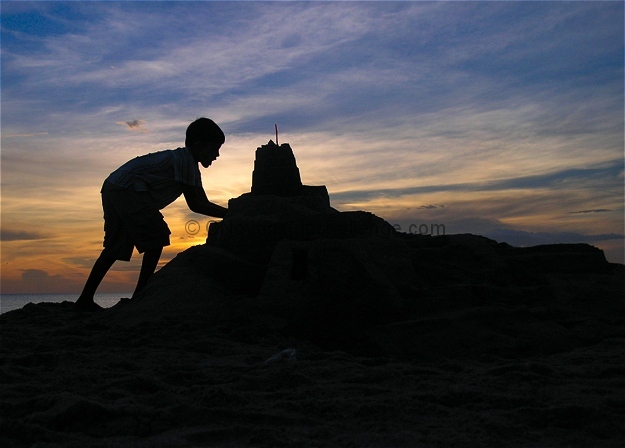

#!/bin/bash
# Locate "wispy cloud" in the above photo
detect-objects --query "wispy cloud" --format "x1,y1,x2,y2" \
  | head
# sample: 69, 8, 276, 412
569, 209, 612, 214
2, 132, 49, 138
417, 204, 445, 210
330, 160, 624, 203
0, 230, 47, 242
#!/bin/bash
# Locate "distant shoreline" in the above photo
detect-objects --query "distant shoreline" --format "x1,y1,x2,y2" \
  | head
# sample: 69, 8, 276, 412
0, 292, 131, 315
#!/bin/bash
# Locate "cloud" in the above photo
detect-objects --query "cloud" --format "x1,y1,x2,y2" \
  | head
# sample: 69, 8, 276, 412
1, 268, 81, 295
117, 119, 147, 132
1, 230, 47, 241
2, 132, 49, 138
569, 209, 612, 214
330, 159, 624, 203
21, 269, 61, 282
2, 2, 379, 105
417, 204, 445, 210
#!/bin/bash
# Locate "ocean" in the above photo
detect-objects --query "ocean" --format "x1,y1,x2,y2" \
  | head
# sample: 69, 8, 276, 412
0, 293, 132, 315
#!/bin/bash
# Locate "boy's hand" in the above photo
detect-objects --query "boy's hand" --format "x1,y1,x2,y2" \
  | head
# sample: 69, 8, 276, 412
182, 184, 227, 218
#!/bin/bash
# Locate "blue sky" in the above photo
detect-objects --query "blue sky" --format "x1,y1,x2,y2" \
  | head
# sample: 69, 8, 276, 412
1, 1, 623, 293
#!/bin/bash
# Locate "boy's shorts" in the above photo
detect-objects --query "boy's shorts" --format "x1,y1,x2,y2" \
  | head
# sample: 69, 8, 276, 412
101, 182, 171, 261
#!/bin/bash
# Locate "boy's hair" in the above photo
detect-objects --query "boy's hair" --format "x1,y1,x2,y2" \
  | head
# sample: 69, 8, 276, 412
185, 118, 225, 147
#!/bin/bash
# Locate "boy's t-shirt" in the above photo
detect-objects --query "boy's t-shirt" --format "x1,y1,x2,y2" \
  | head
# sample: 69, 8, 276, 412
104, 147, 201, 209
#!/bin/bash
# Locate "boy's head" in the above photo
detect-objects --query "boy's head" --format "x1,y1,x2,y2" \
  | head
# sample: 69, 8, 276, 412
186, 118, 225, 168
185, 117, 225, 147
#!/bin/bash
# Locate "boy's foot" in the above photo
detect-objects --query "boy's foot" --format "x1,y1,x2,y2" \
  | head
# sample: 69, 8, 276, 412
74, 299, 103, 312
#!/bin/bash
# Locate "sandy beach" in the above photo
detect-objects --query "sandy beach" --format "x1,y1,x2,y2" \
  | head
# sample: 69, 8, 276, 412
1, 244, 623, 447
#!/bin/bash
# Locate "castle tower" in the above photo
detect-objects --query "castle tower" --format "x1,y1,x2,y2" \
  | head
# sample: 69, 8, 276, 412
251, 140, 303, 197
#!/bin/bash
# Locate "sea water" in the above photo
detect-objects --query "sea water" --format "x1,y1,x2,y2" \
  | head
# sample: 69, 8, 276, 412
0, 292, 132, 315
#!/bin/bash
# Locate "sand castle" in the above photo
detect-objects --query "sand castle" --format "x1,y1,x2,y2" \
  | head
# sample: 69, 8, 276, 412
251, 140, 304, 197
136, 140, 619, 355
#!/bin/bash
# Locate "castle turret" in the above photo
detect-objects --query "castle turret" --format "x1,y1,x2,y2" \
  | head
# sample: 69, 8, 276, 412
251, 140, 302, 197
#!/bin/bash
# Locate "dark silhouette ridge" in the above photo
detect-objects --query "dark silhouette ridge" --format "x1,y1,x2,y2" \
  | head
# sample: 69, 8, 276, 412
129, 140, 622, 359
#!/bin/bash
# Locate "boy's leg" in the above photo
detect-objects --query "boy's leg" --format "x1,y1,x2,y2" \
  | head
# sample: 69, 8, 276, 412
75, 251, 117, 310
75, 185, 133, 311
132, 246, 163, 298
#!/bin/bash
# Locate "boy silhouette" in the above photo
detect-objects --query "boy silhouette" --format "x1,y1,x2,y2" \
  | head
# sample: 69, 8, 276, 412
75, 118, 227, 311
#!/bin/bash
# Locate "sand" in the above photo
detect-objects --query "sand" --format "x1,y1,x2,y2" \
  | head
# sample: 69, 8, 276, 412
2, 268, 624, 448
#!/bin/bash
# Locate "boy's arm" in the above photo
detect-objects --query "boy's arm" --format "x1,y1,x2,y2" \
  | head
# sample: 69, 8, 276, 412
182, 184, 228, 218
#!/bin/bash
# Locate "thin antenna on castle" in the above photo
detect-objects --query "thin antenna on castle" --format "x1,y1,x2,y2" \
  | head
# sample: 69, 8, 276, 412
275, 124, 279, 146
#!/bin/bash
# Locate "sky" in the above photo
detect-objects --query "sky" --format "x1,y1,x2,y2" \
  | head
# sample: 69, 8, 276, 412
1, 0, 624, 294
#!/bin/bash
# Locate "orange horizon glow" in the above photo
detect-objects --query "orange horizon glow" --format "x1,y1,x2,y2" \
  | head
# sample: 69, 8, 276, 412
2, 135, 623, 295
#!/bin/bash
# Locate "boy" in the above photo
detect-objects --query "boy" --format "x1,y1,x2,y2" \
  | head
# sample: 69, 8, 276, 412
75, 118, 227, 311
